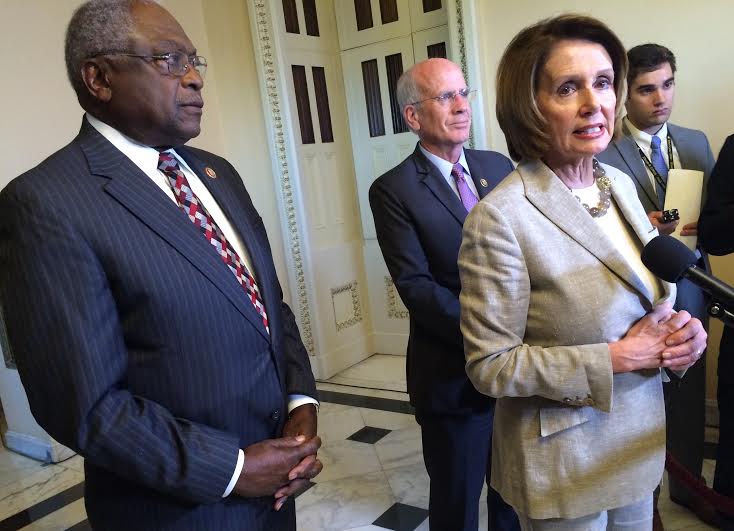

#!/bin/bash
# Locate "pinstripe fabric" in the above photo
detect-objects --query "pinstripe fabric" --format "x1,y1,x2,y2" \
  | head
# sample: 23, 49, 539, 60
0, 118, 315, 530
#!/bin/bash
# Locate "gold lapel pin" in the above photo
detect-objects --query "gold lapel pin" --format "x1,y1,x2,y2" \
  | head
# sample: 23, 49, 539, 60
479, 178, 488, 187
205, 167, 217, 179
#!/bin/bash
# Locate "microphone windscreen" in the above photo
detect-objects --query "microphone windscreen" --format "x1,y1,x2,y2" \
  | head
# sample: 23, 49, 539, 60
641, 234, 698, 282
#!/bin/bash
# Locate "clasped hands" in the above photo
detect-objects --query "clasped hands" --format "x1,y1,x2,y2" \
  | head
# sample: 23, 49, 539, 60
609, 301, 707, 373
233, 404, 322, 511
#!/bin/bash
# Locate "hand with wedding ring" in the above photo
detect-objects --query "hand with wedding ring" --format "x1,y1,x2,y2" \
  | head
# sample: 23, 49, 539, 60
608, 302, 707, 373
659, 316, 707, 371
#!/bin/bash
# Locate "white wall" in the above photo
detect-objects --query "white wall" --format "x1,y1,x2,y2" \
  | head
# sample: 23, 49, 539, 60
475, 0, 734, 399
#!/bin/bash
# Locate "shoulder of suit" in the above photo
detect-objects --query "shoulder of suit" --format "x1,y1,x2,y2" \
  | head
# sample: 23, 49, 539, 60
465, 147, 512, 165
371, 151, 419, 188
180, 145, 230, 167
3, 138, 87, 201
668, 122, 708, 141
482, 166, 523, 204
596, 135, 633, 167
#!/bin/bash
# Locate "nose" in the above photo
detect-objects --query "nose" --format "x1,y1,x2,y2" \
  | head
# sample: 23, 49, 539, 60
181, 66, 204, 91
580, 88, 601, 115
452, 93, 470, 113
652, 88, 665, 105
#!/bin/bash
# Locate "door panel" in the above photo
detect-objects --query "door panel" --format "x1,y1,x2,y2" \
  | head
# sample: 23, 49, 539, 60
342, 36, 416, 240
408, 0, 447, 32
411, 24, 450, 62
336, 0, 411, 50
342, 37, 416, 354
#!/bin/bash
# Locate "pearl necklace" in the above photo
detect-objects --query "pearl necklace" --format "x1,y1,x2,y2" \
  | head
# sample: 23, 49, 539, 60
573, 159, 611, 218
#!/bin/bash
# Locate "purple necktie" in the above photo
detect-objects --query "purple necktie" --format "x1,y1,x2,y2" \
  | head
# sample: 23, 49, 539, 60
451, 162, 478, 212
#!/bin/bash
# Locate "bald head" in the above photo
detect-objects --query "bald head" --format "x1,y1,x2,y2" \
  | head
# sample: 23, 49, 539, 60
397, 58, 464, 112
397, 58, 471, 161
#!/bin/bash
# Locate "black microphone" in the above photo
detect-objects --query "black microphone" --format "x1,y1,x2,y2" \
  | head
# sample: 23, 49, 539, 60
641, 234, 734, 307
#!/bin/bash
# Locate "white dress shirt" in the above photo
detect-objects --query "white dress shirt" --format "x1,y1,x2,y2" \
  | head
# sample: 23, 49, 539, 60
418, 144, 480, 200
624, 118, 682, 192
86, 114, 317, 497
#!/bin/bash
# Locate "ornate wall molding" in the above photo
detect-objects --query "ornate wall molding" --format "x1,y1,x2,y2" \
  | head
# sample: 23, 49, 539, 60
384, 277, 409, 319
250, 1, 315, 354
453, 0, 473, 148
331, 282, 363, 332
449, 0, 485, 149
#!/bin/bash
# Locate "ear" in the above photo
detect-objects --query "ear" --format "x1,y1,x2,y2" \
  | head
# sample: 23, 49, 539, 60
403, 105, 421, 132
81, 59, 113, 103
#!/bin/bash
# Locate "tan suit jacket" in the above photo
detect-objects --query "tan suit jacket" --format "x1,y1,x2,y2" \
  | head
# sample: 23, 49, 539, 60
458, 159, 676, 519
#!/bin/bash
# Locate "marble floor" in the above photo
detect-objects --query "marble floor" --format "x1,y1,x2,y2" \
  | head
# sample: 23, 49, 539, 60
0, 355, 725, 530
323, 354, 407, 393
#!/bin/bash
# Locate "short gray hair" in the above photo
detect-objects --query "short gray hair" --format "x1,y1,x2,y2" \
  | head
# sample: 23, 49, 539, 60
64, 0, 144, 97
396, 66, 423, 113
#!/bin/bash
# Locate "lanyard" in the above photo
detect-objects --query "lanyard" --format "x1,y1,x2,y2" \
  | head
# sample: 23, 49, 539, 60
637, 134, 674, 192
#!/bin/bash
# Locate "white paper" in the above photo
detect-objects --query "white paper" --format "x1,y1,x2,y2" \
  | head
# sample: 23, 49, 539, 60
663, 169, 704, 251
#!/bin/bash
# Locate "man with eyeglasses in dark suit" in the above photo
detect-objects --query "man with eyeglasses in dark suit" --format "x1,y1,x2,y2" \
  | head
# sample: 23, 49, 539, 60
0, 1, 320, 529
369, 58, 519, 531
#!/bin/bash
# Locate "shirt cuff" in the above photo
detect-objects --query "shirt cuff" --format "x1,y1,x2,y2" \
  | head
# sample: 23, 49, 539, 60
222, 449, 244, 498
288, 394, 319, 414
222, 396, 317, 498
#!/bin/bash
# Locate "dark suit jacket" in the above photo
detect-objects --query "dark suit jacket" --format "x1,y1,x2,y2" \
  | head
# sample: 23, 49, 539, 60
0, 119, 316, 531
598, 122, 715, 320
369, 144, 513, 415
700, 134, 734, 388
700, 134, 734, 256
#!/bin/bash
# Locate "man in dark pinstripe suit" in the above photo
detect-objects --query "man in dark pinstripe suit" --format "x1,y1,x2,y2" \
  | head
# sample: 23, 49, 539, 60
0, 1, 321, 529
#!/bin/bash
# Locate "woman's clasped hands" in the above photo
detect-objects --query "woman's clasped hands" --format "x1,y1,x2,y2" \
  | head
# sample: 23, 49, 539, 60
609, 301, 707, 373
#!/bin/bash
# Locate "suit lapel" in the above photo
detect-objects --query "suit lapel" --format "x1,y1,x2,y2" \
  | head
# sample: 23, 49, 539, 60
616, 125, 660, 210
608, 178, 660, 305
667, 123, 694, 170
78, 123, 269, 340
178, 149, 276, 341
413, 145, 468, 225
177, 151, 284, 389
464, 149, 493, 199
520, 160, 652, 303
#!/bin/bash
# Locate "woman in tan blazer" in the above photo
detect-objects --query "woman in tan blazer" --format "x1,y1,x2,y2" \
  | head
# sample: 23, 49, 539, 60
458, 15, 707, 530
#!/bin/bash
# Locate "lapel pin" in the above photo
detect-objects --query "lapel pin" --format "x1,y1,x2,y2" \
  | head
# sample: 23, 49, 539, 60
205, 167, 217, 179
480, 178, 488, 187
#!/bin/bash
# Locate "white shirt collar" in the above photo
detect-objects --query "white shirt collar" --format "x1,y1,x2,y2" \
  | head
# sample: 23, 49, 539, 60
624, 117, 668, 153
418, 143, 470, 179
85, 113, 194, 175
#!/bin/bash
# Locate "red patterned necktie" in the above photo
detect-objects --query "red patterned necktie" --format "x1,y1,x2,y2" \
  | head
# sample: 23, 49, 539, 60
158, 152, 269, 333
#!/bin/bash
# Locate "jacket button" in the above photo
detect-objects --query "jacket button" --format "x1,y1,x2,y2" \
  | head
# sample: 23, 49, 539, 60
270, 409, 281, 421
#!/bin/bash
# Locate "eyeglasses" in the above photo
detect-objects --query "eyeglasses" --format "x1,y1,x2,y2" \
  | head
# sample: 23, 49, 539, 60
92, 51, 207, 77
408, 88, 476, 106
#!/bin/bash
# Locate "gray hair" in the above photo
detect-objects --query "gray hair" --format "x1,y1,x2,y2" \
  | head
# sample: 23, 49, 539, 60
396, 66, 423, 113
64, 0, 147, 97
